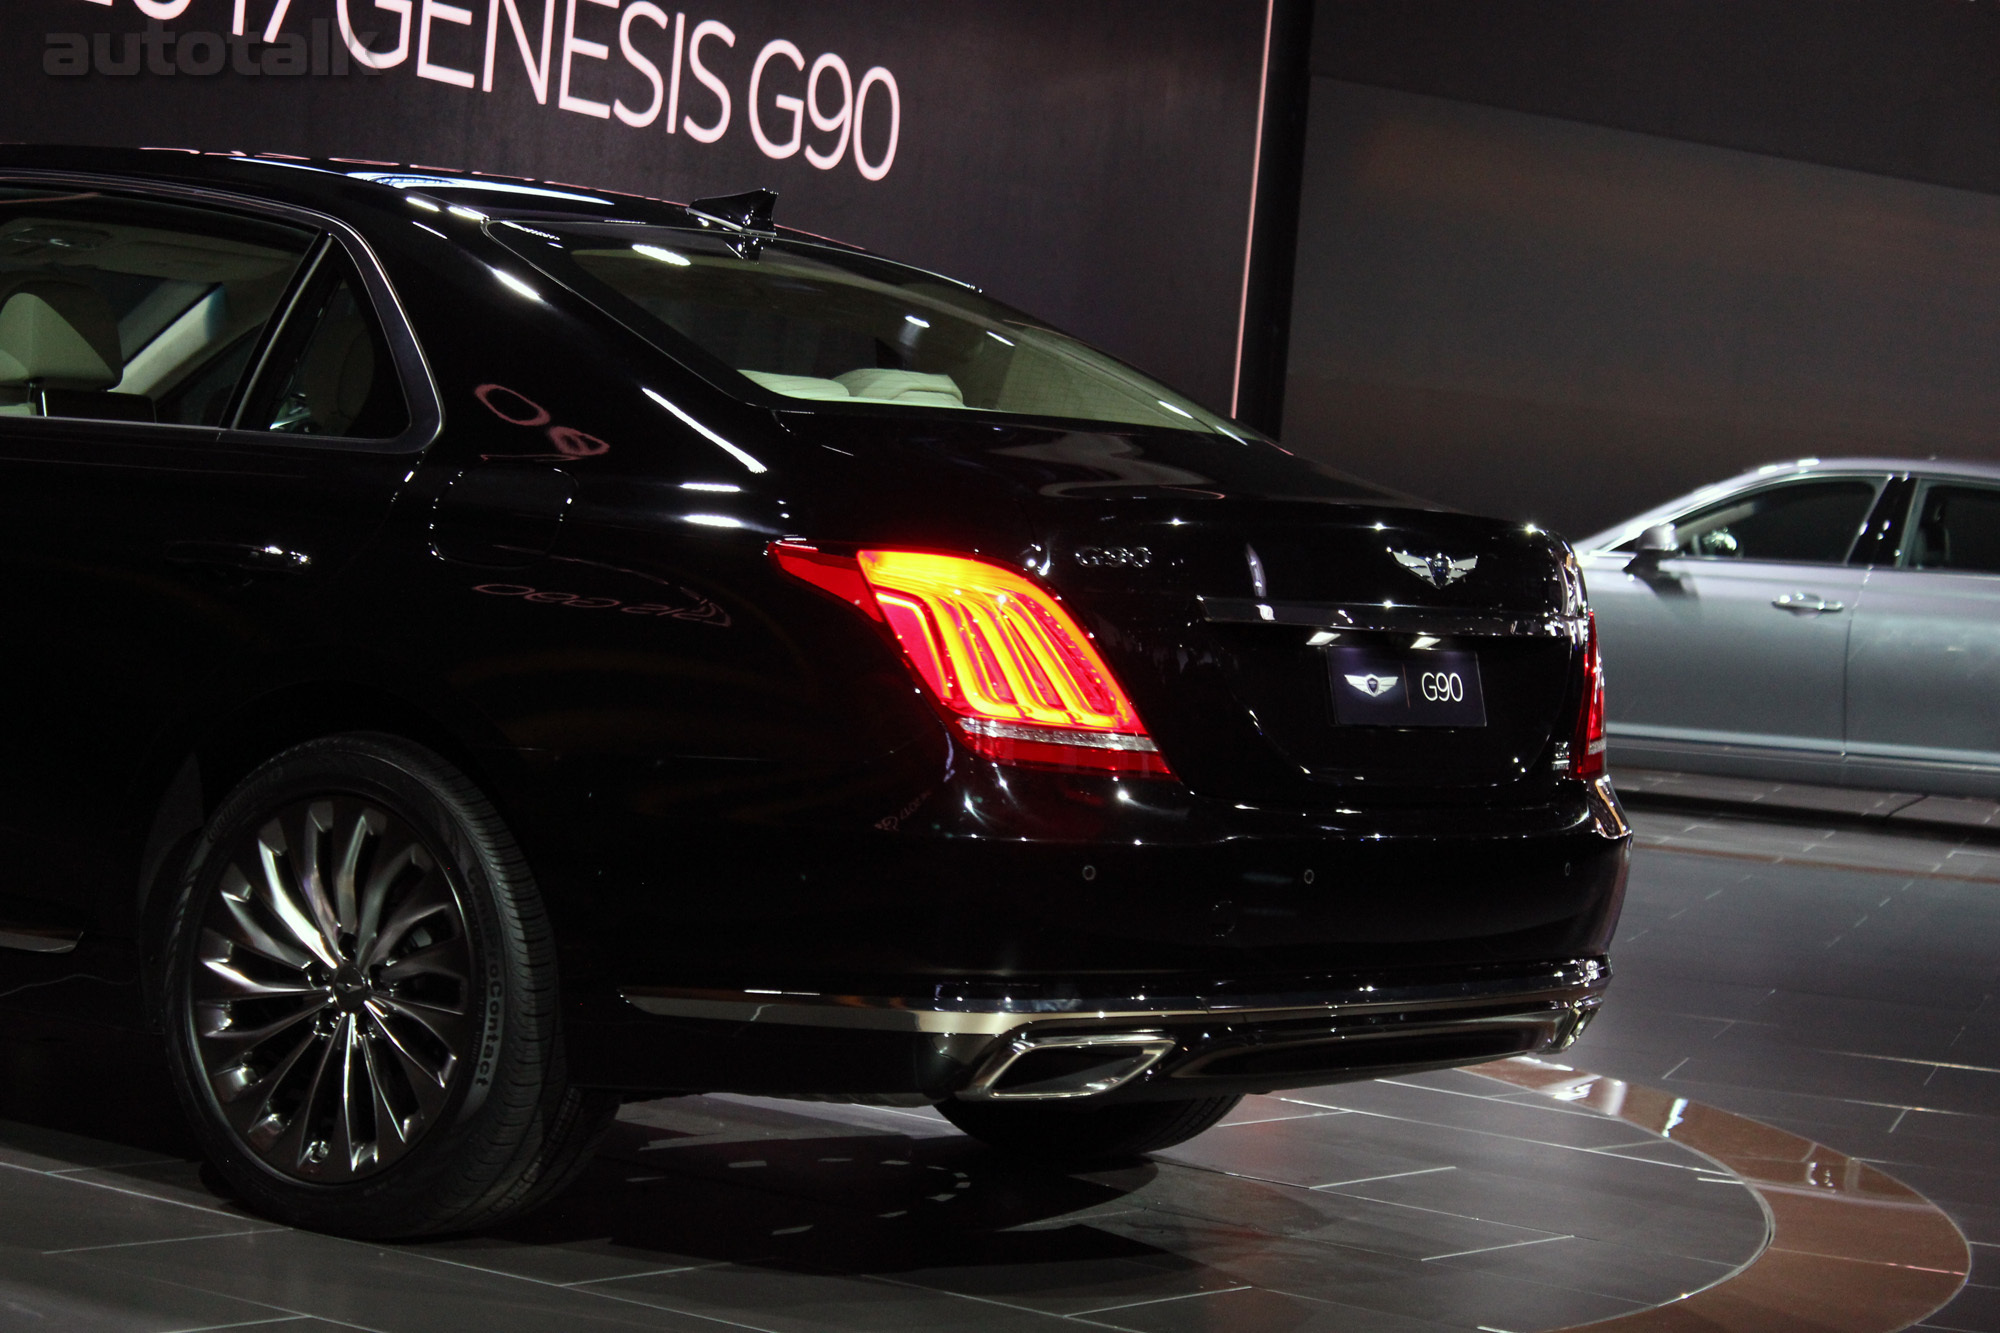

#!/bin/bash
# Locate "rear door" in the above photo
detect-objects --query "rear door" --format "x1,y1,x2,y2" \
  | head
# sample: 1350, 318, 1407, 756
1846, 477, 2000, 790
1584, 475, 1882, 772
0, 183, 431, 938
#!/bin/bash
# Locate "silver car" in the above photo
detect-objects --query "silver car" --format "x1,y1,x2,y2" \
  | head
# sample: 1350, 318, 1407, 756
1578, 458, 2000, 797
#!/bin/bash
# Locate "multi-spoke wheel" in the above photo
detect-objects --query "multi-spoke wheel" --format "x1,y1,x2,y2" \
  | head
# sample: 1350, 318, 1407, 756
162, 733, 615, 1238
191, 797, 471, 1183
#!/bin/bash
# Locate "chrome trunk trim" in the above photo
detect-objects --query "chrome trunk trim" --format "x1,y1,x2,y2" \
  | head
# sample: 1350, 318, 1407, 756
1198, 595, 1585, 640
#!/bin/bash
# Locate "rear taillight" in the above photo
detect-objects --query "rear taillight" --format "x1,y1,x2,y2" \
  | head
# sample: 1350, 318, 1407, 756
772, 542, 1172, 778
1573, 611, 1607, 779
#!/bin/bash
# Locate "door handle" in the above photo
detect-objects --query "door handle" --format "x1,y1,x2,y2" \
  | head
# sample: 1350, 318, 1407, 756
1771, 591, 1844, 615
165, 541, 313, 575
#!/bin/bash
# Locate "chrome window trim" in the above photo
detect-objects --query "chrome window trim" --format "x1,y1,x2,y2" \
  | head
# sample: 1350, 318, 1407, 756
225, 233, 332, 434
0, 168, 442, 457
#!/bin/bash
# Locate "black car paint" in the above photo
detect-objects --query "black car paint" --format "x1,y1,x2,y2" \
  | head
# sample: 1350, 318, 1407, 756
0, 148, 1627, 1103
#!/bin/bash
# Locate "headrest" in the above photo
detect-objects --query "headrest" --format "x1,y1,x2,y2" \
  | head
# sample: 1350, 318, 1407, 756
836, 368, 965, 407
300, 306, 375, 435
0, 278, 121, 390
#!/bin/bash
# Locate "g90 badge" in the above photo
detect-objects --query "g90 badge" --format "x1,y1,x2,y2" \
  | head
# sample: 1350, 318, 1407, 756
1329, 647, 1486, 727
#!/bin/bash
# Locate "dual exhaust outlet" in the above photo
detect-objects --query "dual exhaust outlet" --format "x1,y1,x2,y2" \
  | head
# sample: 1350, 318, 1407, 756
954, 1000, 1599, 1103
959, 1030, 1177, 1101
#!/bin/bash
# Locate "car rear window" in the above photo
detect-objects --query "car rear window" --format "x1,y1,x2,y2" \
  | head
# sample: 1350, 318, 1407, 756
497, 222, 1249, 439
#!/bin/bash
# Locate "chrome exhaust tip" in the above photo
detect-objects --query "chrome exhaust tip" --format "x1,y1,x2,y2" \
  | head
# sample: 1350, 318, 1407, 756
959, 1031, 1177, 1101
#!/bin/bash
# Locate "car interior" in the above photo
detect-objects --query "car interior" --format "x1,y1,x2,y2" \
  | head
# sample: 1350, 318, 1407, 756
560, 237, 1237, 435
1910, 483, 2000, 574
0, 197, 308, 427
247, 271, 408, 439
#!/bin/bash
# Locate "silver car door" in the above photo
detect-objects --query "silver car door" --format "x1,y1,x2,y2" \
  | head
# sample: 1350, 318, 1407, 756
1583, 475, 1881, 777
1846, 478, 2000, 794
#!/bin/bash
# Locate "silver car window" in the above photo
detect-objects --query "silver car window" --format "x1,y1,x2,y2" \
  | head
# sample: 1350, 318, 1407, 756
1907, 482, 2000, 574
1662, 478, 1880, 563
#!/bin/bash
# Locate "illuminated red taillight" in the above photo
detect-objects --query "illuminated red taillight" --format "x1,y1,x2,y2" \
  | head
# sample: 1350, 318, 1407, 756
1573, 611, 1607, 780
771, 542, 1172, 778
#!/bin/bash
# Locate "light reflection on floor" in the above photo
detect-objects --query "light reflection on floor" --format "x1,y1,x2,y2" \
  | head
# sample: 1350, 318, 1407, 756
0, 805, 1989, 1331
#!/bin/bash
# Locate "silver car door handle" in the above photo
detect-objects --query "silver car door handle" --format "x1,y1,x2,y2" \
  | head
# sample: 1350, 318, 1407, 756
1771, 592, 1844, 615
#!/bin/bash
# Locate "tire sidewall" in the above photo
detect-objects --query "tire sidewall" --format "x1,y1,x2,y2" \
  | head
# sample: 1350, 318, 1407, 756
161, 734, 539, 1235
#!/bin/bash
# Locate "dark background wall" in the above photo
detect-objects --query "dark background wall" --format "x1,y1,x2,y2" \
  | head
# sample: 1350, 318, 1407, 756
0, 0, 1280, 418
1286, 1, 2000, 541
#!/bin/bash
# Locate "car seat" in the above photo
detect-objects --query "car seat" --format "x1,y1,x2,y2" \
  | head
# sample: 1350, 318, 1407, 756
0, 277, 121, 416
835, 368, 964, 407
295, 293, 377, 435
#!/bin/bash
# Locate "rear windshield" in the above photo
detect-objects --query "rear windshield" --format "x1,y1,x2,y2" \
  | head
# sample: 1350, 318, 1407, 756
497, 222, 1250, 438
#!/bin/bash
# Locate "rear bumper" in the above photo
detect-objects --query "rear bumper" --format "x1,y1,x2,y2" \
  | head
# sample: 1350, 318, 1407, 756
561, 777, 1630, 1100
573, 956, 1610, 1102
568, 776, 1632, 987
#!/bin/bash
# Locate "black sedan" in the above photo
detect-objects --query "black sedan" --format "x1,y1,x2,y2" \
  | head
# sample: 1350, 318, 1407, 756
0, 147, 1628, 1238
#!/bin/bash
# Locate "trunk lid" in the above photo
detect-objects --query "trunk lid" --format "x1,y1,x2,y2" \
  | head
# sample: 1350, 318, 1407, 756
774, 416, 1587, 806
1041, 497, 1587, 806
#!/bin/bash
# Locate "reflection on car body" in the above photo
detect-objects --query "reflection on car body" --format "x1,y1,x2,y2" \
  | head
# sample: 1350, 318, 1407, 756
0, 147, 1627, 1239
1580, 457, 2000, 796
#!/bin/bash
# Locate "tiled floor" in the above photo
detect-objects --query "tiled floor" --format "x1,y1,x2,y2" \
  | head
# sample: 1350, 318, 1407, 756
1616, 766, 2000, 833
0, 1067, 1767, 1332
1590, 806, 2000, 1332
0, 802, 1992, 1332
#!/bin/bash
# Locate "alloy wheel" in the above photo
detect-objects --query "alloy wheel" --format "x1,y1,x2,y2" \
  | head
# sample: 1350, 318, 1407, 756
188, 796, 476, 1183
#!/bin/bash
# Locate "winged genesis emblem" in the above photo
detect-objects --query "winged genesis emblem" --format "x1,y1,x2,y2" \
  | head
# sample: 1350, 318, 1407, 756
1391, 549, 1478, 588
1344, 672, 1401, 699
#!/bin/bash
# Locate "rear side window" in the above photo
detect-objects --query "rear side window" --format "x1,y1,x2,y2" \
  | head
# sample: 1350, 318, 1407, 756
0, 186, 312, 426
1665, 479, 1879, 564
242, 259, 409, 440
1908, 483, 2000, 574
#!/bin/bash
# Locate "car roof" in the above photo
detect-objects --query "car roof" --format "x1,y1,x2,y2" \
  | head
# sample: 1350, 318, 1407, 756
1578, 455, 2000, 551
0, 143, 865, 251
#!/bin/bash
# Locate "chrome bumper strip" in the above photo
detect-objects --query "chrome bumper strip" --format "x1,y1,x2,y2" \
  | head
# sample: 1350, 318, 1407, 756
621, 960, 1608, 1039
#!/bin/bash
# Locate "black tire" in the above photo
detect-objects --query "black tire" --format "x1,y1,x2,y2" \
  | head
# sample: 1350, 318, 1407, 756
938, 1094, 1242, 1163
160, 732, 615, 1238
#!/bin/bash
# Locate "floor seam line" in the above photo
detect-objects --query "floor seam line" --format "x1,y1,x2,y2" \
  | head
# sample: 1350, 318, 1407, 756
1423, 1233, 1577, 1261
1272, 1100, 1697, 1164
2, 1161, 258, 1220
864, 1274, 1138, 1330
1311, 1165, 1458, 1189
563, 1260, 733, 1288
561, 1282, 794, 1333
156, 1318, 308, 1333
45, 1226, 283, 1255
1071, 1283, 1255, 1315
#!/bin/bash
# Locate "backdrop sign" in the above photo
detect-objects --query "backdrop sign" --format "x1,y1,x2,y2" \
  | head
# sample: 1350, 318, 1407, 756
1, 0, 1277, 414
